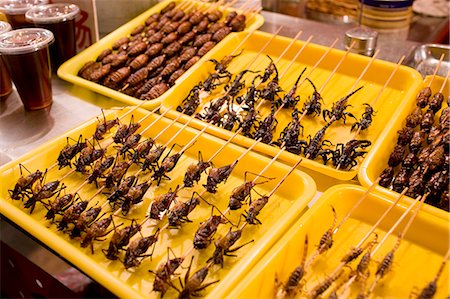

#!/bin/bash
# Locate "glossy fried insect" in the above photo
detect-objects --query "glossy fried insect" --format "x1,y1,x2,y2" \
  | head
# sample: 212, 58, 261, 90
260, 72, 283, 107
225, 11, 238, 26
299, 78, 323, 117
194, 17, 210, 33
179, 31, 196, 45
160, 60, 180, 78
194, 214, 227, 249
162, 21, 180, 34
129, 54, 149, 71
96, 48, 112, 62
189, 11, 205, 25
212, 26, 231, 42
396, 126, 414, 146
118, 134, 142, 157
110, 53, 128, 68
168, 69, 185, 85
107, 175, 136, 205
163, 41, 182, 57
428, 92, 444, 113
177, 21, 192, 35
183, 151, 212, 187
300, 121, 333, 160
44, 193, 76, 221
141, 82, 169, 100
150, 254, 184, 297
77, 61, 97, 78
208, 21, 226, 34
177, 85, 201, 116
81, 216, 114, 253
152, 147, 186, 185
57, 200, 88, 231
121, 181, 152, 215
193, 33, 212, 48
204, 161, 237, 193
253, 109, 278, 144
198, 41, 216, 56
425, 145, 445, 171
406, 168, 426, 198
131, 139, 154, 163
406, 107, 423, 128
104, 161, 131, 189
104, 219, 141, 260
88, 155, 115, 185
323, 86, 363, 123
420, 109, 435, 133
94, 115, 119, 140
243, 195, 269, 225
387, 144, 405, 167
161, 32, 179, 45
208, 227, 253, 268
148, 185, 180, 220
70, 205, 102, 238
333, 139, 371, 170
402, 153, 418, 170
410, 130, 425, 154
130, 24, 144, 36
392, 167, 411, 192
127, 41, 147, 57
281, 68, 307, 109
229, 14, 246, 32
201, 71, 231, 93
240, 106, 258, 138
229, 172, 273, 210
352, 103, 375, 132
235, 75, 259, 107
57, 135, 88, 169
315, 206, 337, 254
427, 125, 442, 145
103, 66, 131, 88
208, 50, 242, 75
276, 235, 308, 298
89, 63, 111, 82
112, 36, 130, 50
220, 102, 241, 131
415, 86, 432, 108
168, 193, 201, 228
379, 167, 395, 188
179, 47, 197, 64
273, 108, 303, 154
425, 171, 448, 197
145, 43, 163, 59
24, 180, 63, 213
141, 145, 166, 171
136, 77, 161, 98
147, 54, 166, 72
9, 165, 43, 201
123, 228, 160, 269
114, 118, 142, 145
196, 94, 229, 123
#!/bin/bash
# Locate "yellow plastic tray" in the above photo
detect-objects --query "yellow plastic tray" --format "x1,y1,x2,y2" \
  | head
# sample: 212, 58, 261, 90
359, 75, 449, 220
160, 30, 423, 180
228, 185, 450, 298
0, 107, 315, 298
57, 0, 264, 110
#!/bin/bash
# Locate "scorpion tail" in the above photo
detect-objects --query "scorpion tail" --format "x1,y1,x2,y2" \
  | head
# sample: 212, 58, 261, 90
295, 67, 307, 86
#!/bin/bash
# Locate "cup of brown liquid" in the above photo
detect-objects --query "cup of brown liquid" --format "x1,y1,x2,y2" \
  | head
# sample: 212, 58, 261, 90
0, 28, 54, 110
0, 0, 49, 29
26, 3, 80, 72
0, 21, 12, 101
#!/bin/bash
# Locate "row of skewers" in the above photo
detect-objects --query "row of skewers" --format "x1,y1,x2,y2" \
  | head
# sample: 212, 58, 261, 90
77, 0, 259, 101
378, 67, 449, 211
8, 96, 308, 298
174, 28, 402, 171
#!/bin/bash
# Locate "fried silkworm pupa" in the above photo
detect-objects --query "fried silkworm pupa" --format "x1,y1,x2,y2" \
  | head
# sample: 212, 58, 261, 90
145, 12, 160, 25
194, 17, 209, 33
207, 10, 222, 22
145, 43, 164, 58
208, 22, 226, 34
96, 48, 112, 62
197, 41, 216, 56
160, 1, 176, 14
225, 11, 237, 26
135, 77, 161, 97
126, 67, 149, 86
78, 61, 100, 79
189, 11, 204, 25
104, 67, 131, 88
161, 32, 178, 45
179, 47, 197, 64
130, 24, 145, 36
193, 33, 212, 48
89, 63, 111, 82
162, 41, 182, 56
129, 54, 149, 70
112, 36, 130, 50
140, 82, 169, 101
160, 60, 180, 78
147, 31, 164, 44
177, 21, 192, 35
168, 69, 185, 85
171, 9, 185, 21
162, 21, 179, 34
127, 41, 147, 57
122, 81, 145, 96
184, 56, 201, 70
147, 54, 166, 72
212, 26, 230, 42
230, 14, 246, 32
111, 53, 129, 68
179, 31, 196, 45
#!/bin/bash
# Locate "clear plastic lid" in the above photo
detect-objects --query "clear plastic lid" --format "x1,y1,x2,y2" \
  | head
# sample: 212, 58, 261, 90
0, 0, 49, 15
26, 3, 80, 24
0, 28, 54, 54
0, 21, 12, 35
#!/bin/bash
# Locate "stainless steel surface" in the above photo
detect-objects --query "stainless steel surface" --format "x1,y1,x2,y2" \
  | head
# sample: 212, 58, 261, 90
404, 43, 450, 77
345, 27, 378, 56
261, 11, 418, 63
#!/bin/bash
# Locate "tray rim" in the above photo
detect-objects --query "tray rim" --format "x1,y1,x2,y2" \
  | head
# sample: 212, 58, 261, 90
57, 0, 264, 110
0, 107, 316, 299
159, 30, 424, 181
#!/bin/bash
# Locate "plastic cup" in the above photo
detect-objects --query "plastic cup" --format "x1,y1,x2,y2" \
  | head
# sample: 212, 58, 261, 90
26, 3, 79, 71
0, 0, 49, 29
0, 21, 12, 101
0, 28, 54, 110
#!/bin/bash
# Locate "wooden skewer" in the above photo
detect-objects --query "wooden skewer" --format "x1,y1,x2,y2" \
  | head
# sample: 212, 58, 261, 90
427, 53, 445, 88
222, 0, 240, 10
138, 107, 174, 136
243, 26, 283, 70
277, 33, 310, 80
237, 0, 253, 10
348, 48, 380, 93
438, 70, 450, 93
229, 27, 257, 57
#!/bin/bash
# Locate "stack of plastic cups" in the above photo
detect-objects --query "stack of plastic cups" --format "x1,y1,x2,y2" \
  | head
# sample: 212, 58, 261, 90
0, 21, 12, 101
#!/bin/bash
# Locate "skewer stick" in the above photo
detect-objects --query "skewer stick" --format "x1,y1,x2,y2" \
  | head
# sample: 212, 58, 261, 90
371, 193, 426, 256
139, 107, 174, 136
207, 128, 242, 162
278, 32, 310, 79
251, 147, 286, 184
237, 0, 253, 10
317, 41, 356, 94
118, 103, 160, 122
222, 0, 239, 10
348, 49, 380, 92
428, 53, 445, 88
229, 27, 257, 56
438, 70, 450, 93
243, 26, 283, 70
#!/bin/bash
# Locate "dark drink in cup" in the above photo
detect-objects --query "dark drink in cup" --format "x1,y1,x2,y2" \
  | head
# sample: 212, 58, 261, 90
26, 3, 79, 71
0, 28, 54, 110
0, 21, 12, 101
0, 0, 49, 29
